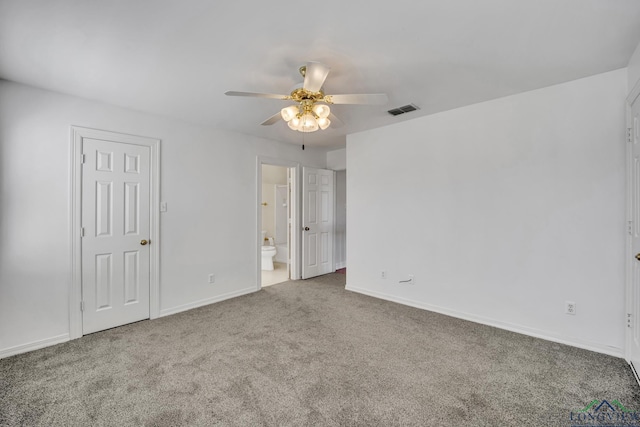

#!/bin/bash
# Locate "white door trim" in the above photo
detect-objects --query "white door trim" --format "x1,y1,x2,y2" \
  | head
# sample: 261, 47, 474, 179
626, 99, 633, 363
257, 157, 300, 287
70, 126, 161, 340
626, 87, 640, 388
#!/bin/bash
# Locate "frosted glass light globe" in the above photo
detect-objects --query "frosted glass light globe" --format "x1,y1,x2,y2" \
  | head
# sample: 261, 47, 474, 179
281, 105, 299, 122
288, 116, 301, 130
317, 117, 331, 130
312, 104, 330, 118
300, 113, 319, 132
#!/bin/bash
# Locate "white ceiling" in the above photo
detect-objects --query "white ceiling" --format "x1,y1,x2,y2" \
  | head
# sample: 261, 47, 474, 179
1, 0, 640, 148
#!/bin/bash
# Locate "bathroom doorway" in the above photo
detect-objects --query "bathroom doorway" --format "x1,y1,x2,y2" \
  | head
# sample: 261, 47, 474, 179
260, 163, 296, 287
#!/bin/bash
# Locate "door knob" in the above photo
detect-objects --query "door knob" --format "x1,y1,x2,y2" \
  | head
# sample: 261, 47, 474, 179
140, 239, 149, 246
636, 253, 640, 261
304, 227, 310, 231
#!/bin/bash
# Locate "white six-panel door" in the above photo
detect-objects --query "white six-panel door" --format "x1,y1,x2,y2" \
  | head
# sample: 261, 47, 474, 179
81, 138, 151, 334
302, 167, 334, 279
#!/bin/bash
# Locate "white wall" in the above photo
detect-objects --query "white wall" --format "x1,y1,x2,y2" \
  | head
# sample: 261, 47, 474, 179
262, 164, 288, 184
346, 69, 627, 356
327, 148, 346, 171
0, 80, 327, 357
629, 39, 640, 91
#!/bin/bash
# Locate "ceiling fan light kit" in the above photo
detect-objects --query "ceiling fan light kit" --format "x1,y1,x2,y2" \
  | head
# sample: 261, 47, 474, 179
225, 61, 388, 134
281, 99, 332, 133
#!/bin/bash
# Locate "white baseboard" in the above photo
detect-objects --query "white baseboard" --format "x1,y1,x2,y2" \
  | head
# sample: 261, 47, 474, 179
1, 288, 259, 358
159, 287, 258, 317
0, 333, 70, 359
345, 284, 623, 358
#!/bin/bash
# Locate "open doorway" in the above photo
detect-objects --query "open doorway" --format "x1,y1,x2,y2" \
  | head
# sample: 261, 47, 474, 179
334, 169, 347, 274
261, 164, 292, 286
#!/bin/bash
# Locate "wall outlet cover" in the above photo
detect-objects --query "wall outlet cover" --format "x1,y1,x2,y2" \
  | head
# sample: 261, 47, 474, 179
565, 301, 576, 315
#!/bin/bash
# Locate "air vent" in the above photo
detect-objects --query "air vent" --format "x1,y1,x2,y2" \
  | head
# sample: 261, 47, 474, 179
388, 104, 420, 116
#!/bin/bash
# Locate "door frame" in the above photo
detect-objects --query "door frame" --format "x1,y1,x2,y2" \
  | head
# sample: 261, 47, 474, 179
257, 157, 300, 287
626, 80, 640, 374
70, 126, 161, 339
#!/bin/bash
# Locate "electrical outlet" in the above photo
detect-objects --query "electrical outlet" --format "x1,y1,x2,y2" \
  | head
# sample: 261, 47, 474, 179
208, 274, 215, 284
565, 301, 576, 315
381, 271, 387, 279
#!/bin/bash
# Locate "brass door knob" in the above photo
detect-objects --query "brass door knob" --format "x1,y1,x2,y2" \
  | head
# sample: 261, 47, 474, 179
140, 239, 149, 246
636, 253, 640, 261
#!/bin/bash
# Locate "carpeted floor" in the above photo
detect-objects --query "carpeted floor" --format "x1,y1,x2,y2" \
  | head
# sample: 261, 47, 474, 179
1, 273, 639, 426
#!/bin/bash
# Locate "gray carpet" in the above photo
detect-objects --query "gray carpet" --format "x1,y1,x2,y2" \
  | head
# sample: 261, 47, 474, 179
1, 273, 639, 426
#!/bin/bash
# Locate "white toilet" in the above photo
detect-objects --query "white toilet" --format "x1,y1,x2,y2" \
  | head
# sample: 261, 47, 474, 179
261, 231, 277, 271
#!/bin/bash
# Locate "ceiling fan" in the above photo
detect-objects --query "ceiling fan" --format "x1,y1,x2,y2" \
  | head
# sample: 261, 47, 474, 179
225, 61, 388, 133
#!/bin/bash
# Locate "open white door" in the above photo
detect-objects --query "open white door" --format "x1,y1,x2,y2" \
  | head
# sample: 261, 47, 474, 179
302, 167, 334, 279
81, 138, 151, 334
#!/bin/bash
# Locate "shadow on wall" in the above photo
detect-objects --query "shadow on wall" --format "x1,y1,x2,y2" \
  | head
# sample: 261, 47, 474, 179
0, 103, 6, 273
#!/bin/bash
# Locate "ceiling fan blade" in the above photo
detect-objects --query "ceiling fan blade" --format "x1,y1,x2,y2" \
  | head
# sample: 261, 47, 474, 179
325, 93, 388, 105
328, 113, 344, 128
303, 62, 331, 93
225, 91, 288, 100
260, 112, 282, 126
